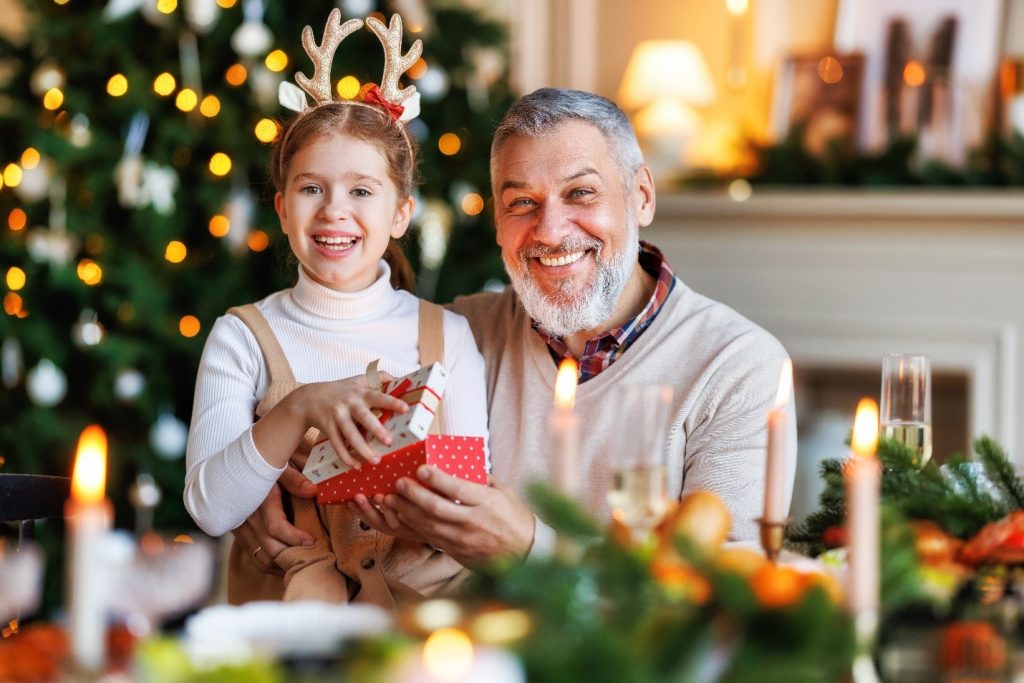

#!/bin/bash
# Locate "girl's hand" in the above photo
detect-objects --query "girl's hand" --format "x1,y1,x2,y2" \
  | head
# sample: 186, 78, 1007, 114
296, 373, 409, 469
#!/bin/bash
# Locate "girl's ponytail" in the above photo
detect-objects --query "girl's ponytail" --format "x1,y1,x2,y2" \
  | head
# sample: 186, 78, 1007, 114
385, 240, 416, 293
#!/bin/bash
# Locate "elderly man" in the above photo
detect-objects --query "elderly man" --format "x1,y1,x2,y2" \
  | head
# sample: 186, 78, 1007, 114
237, 88, 795, 575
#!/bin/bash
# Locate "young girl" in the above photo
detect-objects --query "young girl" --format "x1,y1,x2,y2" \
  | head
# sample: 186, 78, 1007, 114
183, 12, 488, 606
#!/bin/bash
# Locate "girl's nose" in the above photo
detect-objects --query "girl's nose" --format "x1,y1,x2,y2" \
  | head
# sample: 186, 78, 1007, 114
319, 191, 350, 220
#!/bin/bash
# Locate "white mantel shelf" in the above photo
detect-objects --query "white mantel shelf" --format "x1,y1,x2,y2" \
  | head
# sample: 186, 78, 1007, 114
644, 188, 1024, 459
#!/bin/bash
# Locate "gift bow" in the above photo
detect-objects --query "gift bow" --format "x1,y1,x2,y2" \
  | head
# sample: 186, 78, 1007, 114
365, 360, 440, 427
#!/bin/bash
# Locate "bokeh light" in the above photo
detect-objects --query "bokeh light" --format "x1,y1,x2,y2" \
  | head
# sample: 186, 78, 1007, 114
200, 94, 221, 118
43, 88, 64, 110
106, 73, 128, 97
265, 49, 289, 72
247, 230, 270, 252
460, 193, 484, 216
20, 148, 40, 169
6, 267, 26, 291
77, 259, 103, 286
254, 118, 279, 143
153, 72, 177, 96
438, 133, 462, 156
175, 88, 198, 112
209, 152, 232, 176
225, 64, 248, 86
8, 208, 27, 231
164, 240, 187, 263
336, 75, 360, 99
179, 315, 201, 338
209, 215, 230, 237
3, 164, 22, 188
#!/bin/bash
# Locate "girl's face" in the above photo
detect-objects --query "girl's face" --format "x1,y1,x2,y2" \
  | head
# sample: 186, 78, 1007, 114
274, 132, 413, 292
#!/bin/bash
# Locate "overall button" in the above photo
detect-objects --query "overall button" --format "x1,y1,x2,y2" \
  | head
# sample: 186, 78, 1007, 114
361, 557, 375, 570
359, 521, 371, 531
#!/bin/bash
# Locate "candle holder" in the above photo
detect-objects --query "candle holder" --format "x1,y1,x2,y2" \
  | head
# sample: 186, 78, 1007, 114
757, 517, 789, 563
850, 609, 881, 683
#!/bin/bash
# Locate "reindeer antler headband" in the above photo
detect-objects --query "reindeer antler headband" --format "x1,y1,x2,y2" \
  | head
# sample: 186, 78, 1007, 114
276, 10, 423, 172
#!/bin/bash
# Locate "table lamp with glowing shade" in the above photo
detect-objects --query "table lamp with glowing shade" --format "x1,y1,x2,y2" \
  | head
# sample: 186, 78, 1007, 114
618, 40, 716, 181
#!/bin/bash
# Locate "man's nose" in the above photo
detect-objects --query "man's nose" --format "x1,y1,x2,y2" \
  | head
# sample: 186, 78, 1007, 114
532, 203, 572, 245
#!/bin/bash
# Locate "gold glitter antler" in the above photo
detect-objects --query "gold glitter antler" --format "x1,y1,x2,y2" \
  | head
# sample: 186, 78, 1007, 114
366, 14, 423, 105
296, 8, 364, 105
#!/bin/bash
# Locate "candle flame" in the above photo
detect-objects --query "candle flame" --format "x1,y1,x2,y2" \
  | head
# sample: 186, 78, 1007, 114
851, 398, 879, 458
423, 627, 474, 681
71, 425, 107, 504
554, 358, 578, 409
774, 359, 793, 408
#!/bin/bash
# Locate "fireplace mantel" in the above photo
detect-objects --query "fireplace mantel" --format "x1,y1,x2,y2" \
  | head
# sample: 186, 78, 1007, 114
644, 188, 1024, 459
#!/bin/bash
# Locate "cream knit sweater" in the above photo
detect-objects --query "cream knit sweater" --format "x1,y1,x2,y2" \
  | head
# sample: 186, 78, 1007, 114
451, 278, 796, 549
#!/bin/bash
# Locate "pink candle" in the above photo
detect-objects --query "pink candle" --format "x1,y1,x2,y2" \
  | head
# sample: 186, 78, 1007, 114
66, 425, 113, 672
845, 398, 880, 614
764, 359, 792, 523
550, 359, 579, 496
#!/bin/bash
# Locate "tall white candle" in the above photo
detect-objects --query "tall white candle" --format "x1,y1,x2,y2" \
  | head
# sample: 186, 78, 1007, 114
764, 359, 792, 523
66, 425, 112, 672
846, 398, 880, 615
550, 358, 579, 496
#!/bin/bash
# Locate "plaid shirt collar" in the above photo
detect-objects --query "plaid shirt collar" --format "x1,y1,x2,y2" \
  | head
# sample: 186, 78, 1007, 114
532, 240, 676, 382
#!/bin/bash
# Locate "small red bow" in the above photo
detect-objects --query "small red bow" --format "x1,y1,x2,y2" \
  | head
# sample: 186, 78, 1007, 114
359, 84, 405, 122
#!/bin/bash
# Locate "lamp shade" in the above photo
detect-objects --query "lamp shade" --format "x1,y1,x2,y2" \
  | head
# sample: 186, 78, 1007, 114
618, 40, 716, 109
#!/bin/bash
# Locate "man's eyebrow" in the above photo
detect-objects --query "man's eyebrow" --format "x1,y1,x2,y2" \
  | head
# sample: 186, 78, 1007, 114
563, 167, 600, 182
499, 167, 600, 193
499, 179, 528, 193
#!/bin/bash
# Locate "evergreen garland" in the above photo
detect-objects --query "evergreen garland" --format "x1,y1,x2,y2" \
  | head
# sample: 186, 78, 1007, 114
789, 437, 1022, 557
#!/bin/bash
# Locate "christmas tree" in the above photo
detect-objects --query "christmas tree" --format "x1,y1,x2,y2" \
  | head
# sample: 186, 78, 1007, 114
0, 0, 513, 603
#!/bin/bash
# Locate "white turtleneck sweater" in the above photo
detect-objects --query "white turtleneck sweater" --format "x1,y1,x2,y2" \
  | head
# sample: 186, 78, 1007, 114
184, 262, 489, 537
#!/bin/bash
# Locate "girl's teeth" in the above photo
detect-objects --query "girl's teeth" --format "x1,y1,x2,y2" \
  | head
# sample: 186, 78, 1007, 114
314, 235, 358, 250
539, 251, 584, 267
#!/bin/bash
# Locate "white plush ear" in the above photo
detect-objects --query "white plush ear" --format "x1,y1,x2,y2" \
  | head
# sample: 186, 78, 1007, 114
278, 81, 309, 113
398, 91, 420, 123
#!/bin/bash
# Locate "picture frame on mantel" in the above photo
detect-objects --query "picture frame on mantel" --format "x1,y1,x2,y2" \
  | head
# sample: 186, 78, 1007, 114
770, 52, 865, 159
833, 0, 1004, 167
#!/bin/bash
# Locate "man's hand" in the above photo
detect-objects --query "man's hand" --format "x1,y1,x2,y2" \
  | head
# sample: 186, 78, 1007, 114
377, 466, 535, 567
234, 467, 317, 574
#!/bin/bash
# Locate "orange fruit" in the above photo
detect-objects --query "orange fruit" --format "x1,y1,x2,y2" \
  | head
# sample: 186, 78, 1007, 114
750, 563, 805, 608
656, 490, 731, 557
650, 558, 711, 604
716, 546, 767, 577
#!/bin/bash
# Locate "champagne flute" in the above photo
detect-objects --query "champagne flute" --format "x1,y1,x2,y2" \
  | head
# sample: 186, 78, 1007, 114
607, 384, 674, 543
880, 353, 933, 465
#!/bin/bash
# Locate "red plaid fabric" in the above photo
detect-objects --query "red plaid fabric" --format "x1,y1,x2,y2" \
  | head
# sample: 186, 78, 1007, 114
535, 241, 676, 383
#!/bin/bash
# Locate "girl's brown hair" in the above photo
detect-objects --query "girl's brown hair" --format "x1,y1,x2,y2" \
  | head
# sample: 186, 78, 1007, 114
270, 103, 418, 292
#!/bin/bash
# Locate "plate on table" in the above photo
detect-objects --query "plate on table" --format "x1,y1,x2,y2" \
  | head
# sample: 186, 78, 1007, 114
183, 601, 391, 663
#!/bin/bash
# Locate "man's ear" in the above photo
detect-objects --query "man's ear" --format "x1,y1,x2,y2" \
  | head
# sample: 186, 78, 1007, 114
632, 165, 656, 228
274, 192, 288, 234
391, 195, 415, 239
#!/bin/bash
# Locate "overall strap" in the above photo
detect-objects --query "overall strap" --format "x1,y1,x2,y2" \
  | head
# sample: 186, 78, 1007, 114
417, 300, 445, 434
228, 304, 296, 385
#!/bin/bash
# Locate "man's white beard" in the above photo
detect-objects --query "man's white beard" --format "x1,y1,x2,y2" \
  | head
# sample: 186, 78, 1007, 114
508, 225, 639, 338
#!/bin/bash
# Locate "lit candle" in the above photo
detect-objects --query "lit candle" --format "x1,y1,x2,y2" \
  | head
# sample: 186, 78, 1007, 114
394, 627, 525, 683
550, 358, 579, 496
66, 425, 112, 672
764, 359, 793, 524
846, 398, 880, 615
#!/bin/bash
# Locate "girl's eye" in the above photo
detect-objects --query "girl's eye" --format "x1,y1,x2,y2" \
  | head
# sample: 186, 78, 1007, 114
352, 188, 371, 198
300, 184, 321, 195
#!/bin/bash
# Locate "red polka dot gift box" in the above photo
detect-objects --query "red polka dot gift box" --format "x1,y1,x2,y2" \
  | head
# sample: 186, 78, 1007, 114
313, 434, 487, 504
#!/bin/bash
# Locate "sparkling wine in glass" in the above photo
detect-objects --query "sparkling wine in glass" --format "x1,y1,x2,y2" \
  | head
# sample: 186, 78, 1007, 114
880, 353, 933, 466
607, 384, 674, 542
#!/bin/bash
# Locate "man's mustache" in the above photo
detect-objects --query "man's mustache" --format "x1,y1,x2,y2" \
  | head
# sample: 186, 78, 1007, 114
519, 236, 603, 260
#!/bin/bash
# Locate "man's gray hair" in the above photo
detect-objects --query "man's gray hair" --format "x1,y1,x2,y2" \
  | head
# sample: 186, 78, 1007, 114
490, 88, 644, 190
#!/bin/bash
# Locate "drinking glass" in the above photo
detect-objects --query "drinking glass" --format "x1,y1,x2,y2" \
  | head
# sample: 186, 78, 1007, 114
880, 353, 933, 465
105, 531, 216, 637
607, 384, 674, 543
